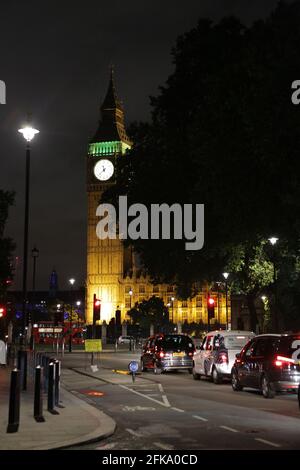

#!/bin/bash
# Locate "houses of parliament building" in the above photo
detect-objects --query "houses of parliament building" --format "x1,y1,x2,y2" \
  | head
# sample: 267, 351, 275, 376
86, 70, 230, 327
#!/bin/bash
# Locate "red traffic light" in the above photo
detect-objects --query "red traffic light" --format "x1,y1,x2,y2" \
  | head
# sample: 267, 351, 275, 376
94, 299, 101, 307
208, 297, 215, 306
0, 306, 6, 318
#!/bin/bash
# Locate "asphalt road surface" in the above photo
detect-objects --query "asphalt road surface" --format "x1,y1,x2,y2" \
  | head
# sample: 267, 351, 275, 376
60, 351, 300, 450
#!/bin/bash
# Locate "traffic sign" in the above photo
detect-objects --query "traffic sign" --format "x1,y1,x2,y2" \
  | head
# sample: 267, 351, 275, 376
84, 339, 102, 352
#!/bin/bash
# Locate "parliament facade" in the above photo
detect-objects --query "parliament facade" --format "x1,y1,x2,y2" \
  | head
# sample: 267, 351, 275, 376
86, 71, 230, 326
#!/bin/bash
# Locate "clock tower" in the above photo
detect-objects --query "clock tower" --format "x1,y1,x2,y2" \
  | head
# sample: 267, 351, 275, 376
86, 68, 132, 324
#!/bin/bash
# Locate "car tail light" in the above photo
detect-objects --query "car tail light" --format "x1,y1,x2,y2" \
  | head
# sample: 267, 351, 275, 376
188, 351, 193, 356
275, 355, 295, 367
218, 352, 228, 364
159, 351, 165, 358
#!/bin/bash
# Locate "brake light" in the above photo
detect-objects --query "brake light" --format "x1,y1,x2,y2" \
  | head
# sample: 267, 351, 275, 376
275, 355, 295, 367
188, 351, 193, 356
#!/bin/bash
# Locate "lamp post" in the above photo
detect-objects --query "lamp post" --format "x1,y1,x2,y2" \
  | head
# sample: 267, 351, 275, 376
18, 123, 39, 345
171, 297, 175, 323
268, 237, 279, 331
129, 288, 133, 308
69, 278, 75, 353
222, 272, 229, 329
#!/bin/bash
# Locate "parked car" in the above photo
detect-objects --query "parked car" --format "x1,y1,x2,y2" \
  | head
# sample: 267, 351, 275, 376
118, 335, 135, 345
141, 334, 195, 374
193, 330, 255, 384
231, 333, 300, 398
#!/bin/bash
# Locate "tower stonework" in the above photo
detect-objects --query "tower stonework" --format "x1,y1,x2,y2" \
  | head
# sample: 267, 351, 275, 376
86, 71, 230, 327
86, 69, 131, 324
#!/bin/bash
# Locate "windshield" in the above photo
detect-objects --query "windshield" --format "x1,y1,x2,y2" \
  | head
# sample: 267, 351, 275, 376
157, 335, 194, 350
223, 335, 254, 350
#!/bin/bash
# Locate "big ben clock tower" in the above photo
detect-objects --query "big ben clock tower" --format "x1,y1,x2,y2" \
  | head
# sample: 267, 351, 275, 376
86, 68, 132, 324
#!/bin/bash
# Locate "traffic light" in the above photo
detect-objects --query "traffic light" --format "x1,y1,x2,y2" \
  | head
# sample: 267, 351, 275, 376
0, 306, 6, 318
93, 294, 101, 324
115, 309, 121, 326
207, 297, 215, 319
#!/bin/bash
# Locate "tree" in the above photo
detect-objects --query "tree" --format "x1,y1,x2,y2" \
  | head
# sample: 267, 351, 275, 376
0, 190, 15, 299
127, 296, 169, 331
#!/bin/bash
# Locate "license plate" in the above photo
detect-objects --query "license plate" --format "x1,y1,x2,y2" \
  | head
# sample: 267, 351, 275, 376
173, 352, 185, 357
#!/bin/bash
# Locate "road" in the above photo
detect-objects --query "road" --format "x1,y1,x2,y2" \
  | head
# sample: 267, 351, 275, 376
60, 351, 300, 450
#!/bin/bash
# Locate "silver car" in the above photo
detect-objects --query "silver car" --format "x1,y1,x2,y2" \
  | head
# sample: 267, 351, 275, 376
193, 330, 255, 384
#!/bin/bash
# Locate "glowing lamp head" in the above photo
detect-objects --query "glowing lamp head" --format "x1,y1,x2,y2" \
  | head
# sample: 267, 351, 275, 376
268, 237, 279, 246
129, 289, 133, 296
222, 272, 229, 280
69, 278, 75, 286
18, 126, 39, 142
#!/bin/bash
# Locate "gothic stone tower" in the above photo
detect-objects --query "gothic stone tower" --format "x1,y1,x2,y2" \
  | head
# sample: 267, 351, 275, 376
86, 69, 131, 324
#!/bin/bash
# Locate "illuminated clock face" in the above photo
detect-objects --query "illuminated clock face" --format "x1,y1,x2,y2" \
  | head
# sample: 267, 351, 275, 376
94, 159, 114, 181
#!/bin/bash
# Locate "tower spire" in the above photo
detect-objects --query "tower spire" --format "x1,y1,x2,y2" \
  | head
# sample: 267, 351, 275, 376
91, 67, 131, 145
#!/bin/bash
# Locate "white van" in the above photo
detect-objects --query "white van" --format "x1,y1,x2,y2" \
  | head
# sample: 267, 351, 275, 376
193, 330, 255, 384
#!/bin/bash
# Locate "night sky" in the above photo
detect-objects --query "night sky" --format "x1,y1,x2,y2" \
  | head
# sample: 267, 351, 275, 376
0, 0, 283, 291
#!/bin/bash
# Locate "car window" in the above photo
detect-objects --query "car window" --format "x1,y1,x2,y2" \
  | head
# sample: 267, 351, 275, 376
223, 335, 254, 350
278, 335, 300, 360
244, 340, 256, 357
156, 335, 194, 349
253, 338, 269, 356
206, 335, 214, 351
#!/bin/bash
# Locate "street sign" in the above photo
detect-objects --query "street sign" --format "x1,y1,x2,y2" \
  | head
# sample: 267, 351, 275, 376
84, 339, 102, 352
128, 360, 139, 373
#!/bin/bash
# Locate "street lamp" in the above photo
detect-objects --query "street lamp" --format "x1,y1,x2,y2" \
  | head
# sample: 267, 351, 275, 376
171, 296, 175, 323
18, 122, 39, 345
268, 237, 279, 331
68, 278, 75, 352
129, 288, 133, 308
222, 272, 229, 329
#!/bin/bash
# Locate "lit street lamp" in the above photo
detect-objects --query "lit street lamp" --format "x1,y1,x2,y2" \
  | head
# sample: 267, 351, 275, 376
268, 236, 279, 331
222, 272, 229, 329
18, 122, 39, 345
129, 288, 133, 308
171, 296, 175, 323
69, 278, 75, 352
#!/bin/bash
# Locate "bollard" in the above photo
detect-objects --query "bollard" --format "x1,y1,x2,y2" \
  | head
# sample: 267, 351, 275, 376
17, 350, 27, 391
7, 369, 21, 433
34, 366, 45, 422
47, 362, 59, 414
54, 360, 63, 408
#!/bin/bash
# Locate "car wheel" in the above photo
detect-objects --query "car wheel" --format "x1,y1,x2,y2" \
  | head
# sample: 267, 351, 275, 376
212, 366, 222, 384
154, 363, 162, 375
261, 375, 275, 399
192, 367, 201, 380
232, 369, 243, 391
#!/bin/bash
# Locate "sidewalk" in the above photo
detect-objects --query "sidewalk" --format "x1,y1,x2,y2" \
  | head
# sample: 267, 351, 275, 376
0, 366, 116, 450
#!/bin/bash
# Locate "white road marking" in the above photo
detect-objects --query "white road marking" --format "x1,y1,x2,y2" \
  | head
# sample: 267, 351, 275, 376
192, 415, 208, 422
162, 395, 171, 407
126, 428, 144, 438
158, 384, 164, 392
119, 384, 171, 408
154, 442, 174, 450
220, 425, 239, 433
255, 438, 281, 448
171, 407, 185, 413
